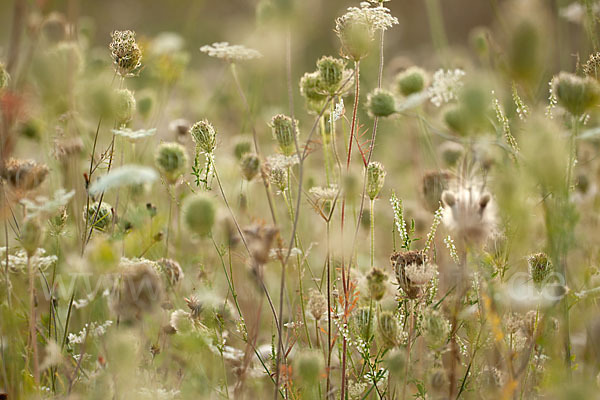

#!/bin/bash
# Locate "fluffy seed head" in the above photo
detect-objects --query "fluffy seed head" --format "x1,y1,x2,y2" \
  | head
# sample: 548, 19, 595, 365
109, 30, 142, 76
366, 88, 396, 117
391, 250, 431, 299
307, 288, 327, 321
189, 120, 217, 154
395, 66, 429, 96
233, 137, 253, 160
182, 194, 216, 237
240, 153, 261, 181
154, 142, 188, 183
422, 309, 450, 349
441, 186, 496, 245
366, 161, 386, 200
270, 114, 298, 156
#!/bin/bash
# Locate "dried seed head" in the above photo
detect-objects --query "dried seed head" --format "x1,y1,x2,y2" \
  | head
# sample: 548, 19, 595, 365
552, 72, 600, 116
300, 71, 327, 114
189, 120, 217, 154
366, 267, 388, 301
270, 114, 298, 156
84, 202, 113, 232
317, 56, 346, 93
185, 295, 203, 319
366, 161, 386, 200
109, 30, 142, 77
181, 194, 216, 237
2, 158, 49, 192
307, 288, 327, 321
377, 311, 399, 348
366, 88, 396, 117
421, 170, 451, 212
156, 258, 184, 286
114, 259, 164, 320
584, 52, 600, 79
336, 17, 373, 61
528, 252, 553, 287
154, 142, 188, 184
115, 88, 136, 125
391, 250, 433, 299
240, 152, 260, 181
395, 66, 429, 96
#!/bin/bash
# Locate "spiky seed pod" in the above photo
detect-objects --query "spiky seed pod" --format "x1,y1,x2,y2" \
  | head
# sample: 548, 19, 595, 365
0, 63, 10, 89
233, 137, 253, 160
421, 170, 451, 212
422, 309, 450, 349
352, 307, 374, 341
154, 142, 188, 184
240, 153, 260, 181
109, 30, 142, 76
317, 56, 346, 93
307, 288, 327, 321
270, 114, 298, 156
438, 140, 464, 166
2, 159, 49, 192
552, 72, 600, 116
294, 350, 324, 383
20, 218, 44, 256
528, 252, 553, 287
84, 202, 113, 232
156, 258, 184, 286
181, 194, 216, 237
113, 260, 163, 320
115, 89, 136, 125
395, 66, 429, 96
366, 161, 386, 200
377, 311, 399, 348
366, 88, 396, 117
189, 120, 217, 154
366, 267, 388, 301
390, 250, 426, 299
185, 295, 203, 319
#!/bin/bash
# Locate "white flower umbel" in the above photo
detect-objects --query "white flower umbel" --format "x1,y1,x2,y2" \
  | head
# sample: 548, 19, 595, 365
336, 2, 399, 33
112, 127, 156, 141
428, 69, 465, 107
200, 42, 262, 62
88, 165, 158, 196
20, 188, 75, 219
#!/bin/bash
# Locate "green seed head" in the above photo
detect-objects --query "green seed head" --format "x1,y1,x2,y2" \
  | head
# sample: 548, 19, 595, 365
366, 267, 388, 301
182, 194, 216, 237
395, 66, 429, 96
300, 71, 327, 114
317, 56, 346, 93
190, 120, 217, 154
233, 137, 253, 160
367, 88, 396, 117
240, 152, 261, 181
377, 311, 399, 348
553, 72, 600, 116
84, 202, 113, 232
528, 252, 553, 287
366, 161, 386, 200
20, 218, 44, 256
422, 309, 450, 349
115, 89, 136, 125
270, 114, 298, 156
352, 307, 374, 341
336, 18, 373, 61
155, 142, 188, 184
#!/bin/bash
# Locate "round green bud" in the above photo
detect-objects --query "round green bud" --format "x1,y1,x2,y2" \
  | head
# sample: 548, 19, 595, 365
553, 72, 600, 116
154, 142, 188, 184
317, 56, 346, 93
84, 201, 113, 232
270, 114, 298, 156
0, 63, 9, 89
366, 88, 396, 117
443, 105, 470, 136
190, 120, 217, 154
421, 309, 450, 350
115, 88, 136, 125
240, 152, 261, 181
395, 66, 429, 96
233, 137, 253, 160
20, 218, 44, 256
336, 18, 373, 61
300, 71, 326, 102
182, 194, 216, 237
366, 267, 388, 301
366, 161, 386, 200
294, 350, 324, 383
377, 311, 399, 348
528, 252, 553, 287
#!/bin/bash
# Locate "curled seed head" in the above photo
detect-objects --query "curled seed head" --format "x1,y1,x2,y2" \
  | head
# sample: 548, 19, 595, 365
366, 161, 386, 200
189, 120, 217, 154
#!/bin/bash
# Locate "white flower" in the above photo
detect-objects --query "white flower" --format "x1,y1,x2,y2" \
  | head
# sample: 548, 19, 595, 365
428, 69, 465, 107
336, 2, 399, 33
309, 185, 339, 201
68, 320, 113, 345
200, 42, 262, 62
265, 154, 299, 170
269, 247, 302, 260
112, 127, 156, 141
0, 247, 57, 273
88, 165, 158, 195
20, 188, 74, 219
